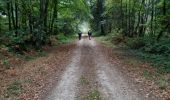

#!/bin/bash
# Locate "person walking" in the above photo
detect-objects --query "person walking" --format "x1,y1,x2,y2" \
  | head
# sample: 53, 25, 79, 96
88, 30, 92, 40
78, 32, 82, 40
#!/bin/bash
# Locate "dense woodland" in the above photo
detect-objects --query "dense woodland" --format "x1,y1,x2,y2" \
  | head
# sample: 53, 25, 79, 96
91, 0, 170, 73
0, 0, 170, 73
0, 0, 90, 50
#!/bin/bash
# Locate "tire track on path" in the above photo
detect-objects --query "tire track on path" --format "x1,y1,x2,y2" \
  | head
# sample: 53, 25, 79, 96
44, 40, 83, 100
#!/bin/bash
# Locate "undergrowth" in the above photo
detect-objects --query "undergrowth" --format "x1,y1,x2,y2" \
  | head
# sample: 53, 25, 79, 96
98, 33, 170, 73
57, 33, 75, 44
5, 80, 23, 98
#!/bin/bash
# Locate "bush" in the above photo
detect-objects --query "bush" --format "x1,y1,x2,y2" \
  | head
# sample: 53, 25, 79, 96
143, 39, 170, 55
126, 38, 146, 49
56, 33, 74, 44
4, 30, 30, 52
125, 36, 170, 55
124, 36, 170, 73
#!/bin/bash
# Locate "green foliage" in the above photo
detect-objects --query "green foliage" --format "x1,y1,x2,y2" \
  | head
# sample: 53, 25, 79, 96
143, 39, 170, 56
143, 70, 152, 79
91, 0, 170, 74
121, 36, 170, 73
156, 76, 169, 90
6, 80, 23, 97
0, 0, 91, 51
4, 30, 30, 51
87, 90, 101, 100
24, 55, 37, 61
126, 38, 146, 49
128, 49, 170, 73
57, 33, 75, 44
24, 50, 47, 61
1, 59, 10, 69
80, 76, 89, 85
79, 90, 101, 100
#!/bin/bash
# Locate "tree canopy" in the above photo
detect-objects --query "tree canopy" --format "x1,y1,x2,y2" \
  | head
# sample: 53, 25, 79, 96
0, 0, 91, 49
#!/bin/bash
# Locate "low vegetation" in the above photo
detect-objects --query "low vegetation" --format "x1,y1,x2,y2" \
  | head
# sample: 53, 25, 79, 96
79, 90, 101, 100
91, 0, 170, 74
5, 80, 23, 98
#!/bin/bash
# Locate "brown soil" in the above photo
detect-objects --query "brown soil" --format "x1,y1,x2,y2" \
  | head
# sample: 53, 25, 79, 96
0, 44, 76, 100
0, 37, 169, 100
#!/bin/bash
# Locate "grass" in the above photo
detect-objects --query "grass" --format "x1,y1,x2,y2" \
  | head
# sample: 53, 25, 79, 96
24, 50, 47, 61
0, 96, 5, 100
79, 90, 101, 100
5, 80, 23, 98
97, 36, 170, 73
156, 76, 169, 90
24, 55, 36, 61
80, 76, 89, 85
24, 78, 33, 84
126, 58, 142, 66
143, 70, 152, 79
1, 59, 11, 69
96, 36, 116, 48
86, 90, 101, 100
127, 49, 170, 73
57, 34, 76, 44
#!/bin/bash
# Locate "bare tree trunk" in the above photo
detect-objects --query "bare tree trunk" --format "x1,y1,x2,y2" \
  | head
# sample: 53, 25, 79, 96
50, 0, 58, 34
44, 0, 49, 33
7, 0, 12, 30
125, 0, 128, 36
15, 0, 18, 35
121, 0, 123, 30
11, 1, 16, 31
128, 0, 131, 36
163, 0, 166, 15
138, 0, 145, 37
150, 0, 154, 35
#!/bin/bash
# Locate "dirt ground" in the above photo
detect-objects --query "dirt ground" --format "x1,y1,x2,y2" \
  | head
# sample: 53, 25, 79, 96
0, 37, 169, 100
42, 37, 170, 100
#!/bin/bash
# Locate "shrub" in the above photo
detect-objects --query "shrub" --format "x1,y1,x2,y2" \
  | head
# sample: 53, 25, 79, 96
56, 33, 74, 44
5, 30, 30, 52
126, 38, 146, 49
143, 39, 170, 55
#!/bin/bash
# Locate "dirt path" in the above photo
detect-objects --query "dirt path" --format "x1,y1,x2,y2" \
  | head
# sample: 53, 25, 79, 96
44, 41, 82, 100
43, 37, 150, 100
95, 48, 144, 100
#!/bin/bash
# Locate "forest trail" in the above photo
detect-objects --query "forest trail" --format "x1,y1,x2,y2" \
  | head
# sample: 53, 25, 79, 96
43, 36, 147, 100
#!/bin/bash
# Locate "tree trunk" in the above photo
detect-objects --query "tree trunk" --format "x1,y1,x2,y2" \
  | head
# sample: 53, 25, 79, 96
7, 1, 12, 30
15, 0, 18, 35
150, 0, 154, 35
11, 1, 16, 31
163, 0, 166, 15
50, 0, 58, 34
44, 0, 49, 33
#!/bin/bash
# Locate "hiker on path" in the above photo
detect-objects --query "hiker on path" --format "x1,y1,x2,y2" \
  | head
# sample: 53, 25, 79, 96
78, 32, 82, 40
88, 30, 92, 40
